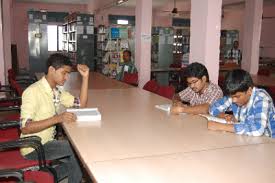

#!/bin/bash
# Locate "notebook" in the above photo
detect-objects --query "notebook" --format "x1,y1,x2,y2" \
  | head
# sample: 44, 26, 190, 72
66, 108, 101, 122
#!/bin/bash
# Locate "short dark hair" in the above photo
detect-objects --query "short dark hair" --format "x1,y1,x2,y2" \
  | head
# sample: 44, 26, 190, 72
184, 62, 209, 82
46, 53, 73, 71
123, 50, 131, 57
224, 69, 254, 96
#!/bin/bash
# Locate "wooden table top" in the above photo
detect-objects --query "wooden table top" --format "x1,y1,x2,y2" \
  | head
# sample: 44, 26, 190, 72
62, 87, 274, 182
59, 72, 275, 183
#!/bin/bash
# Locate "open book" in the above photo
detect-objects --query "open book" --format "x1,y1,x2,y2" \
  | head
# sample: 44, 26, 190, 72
66, 108, 101, 122
199, 114, 229, 124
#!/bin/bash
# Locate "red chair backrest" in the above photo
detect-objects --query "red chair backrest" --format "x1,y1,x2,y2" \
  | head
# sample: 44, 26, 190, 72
122, 72, 138, 86
157, 86, 175, 99
143, 80, 159, 93
258, 69, 270, 76
24, 170, 54, 183
10, 79, 23, 96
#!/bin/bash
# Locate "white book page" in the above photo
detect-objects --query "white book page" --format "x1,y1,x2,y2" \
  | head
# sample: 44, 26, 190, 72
199, 114, 227, 124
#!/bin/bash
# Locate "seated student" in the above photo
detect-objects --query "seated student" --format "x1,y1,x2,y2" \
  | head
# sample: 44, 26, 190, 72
20, 53, 89, 183
208, 69, 275, 138
171, 62, 223, 114
116, 50, 137, 81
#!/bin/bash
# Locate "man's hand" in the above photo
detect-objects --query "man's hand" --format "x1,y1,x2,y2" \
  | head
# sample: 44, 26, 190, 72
77, 64, 89, 78
56, 112, 77, 123
218, 113, 237, 124
170, 105, 184, 115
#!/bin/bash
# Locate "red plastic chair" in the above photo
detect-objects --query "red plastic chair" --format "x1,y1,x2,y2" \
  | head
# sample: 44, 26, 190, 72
0, 137, 55, 182
0, 115, 20, 142
9, 79, 23, 97
143, 80, 159, 93
122, 72, 138, 86
218, 75, 225, 89
258, 69, 270, 76
268, 86, 275, 102
157, 86, 175, 100
0, 169, 54, 183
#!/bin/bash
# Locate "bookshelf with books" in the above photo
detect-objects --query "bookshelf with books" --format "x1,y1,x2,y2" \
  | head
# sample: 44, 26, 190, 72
96, 25, 108, 72
62, 13, 95, 70
102, 26, 134, 78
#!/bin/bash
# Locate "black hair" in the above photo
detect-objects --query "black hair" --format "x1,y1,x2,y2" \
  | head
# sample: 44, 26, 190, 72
184, 62, 209, 82
123, 50, 131, 57
224, 69, 254, 96
46, 53, 72, 72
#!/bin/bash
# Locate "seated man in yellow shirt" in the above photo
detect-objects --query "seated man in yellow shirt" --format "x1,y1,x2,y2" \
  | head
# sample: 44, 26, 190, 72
20, 53, 89, 183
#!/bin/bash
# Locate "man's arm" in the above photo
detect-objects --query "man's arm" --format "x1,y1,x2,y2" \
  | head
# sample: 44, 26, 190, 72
209, 97, 232, 116
21, 112, 76, 134
170, 103, 210, 115
172, 93, 182, 106
77, 64, 89, 108
234, 98, 270, 136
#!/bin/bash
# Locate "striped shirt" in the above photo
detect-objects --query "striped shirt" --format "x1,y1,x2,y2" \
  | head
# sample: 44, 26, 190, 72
179, 82, 223, 106
209, 87, 275, 138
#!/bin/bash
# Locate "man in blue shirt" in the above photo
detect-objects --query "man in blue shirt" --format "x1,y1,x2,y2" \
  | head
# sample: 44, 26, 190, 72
208, 69, 275, 138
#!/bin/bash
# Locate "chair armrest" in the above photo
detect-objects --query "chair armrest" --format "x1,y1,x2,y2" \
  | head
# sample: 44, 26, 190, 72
0, 96, 21, 102
0, 136, 46, 169
0, 89, 14, 93
0, 106, 20, 112
0, 120, 20, 129
0, 169, 23, 182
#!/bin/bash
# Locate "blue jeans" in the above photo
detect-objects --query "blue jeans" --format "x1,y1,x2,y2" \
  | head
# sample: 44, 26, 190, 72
25, 140, 82, 183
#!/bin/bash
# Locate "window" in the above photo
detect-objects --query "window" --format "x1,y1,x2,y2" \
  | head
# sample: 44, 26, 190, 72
48, 25, 57, 51
117, 20, 128, 25
47, 25, 63, 51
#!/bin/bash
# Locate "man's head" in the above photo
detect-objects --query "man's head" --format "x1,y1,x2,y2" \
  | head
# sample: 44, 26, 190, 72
233, 41, 239, 49
123, 50, 131, 63
46, 53, 73, 86
184, 62, 209, 93
224, 69, 254, 106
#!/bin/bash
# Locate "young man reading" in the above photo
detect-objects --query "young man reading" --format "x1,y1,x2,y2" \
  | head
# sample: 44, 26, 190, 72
208, 69, 275, 138
20, 53, 89, 183
171, 62, 223, 115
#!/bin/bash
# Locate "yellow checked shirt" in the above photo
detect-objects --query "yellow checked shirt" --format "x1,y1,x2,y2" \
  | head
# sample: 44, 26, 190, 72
20, 76, 79, 156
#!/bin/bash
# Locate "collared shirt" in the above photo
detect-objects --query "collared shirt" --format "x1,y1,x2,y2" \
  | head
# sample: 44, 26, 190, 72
179, 82, 223, 106
226, 48, 242, 63
20, 76, 80, 155
116, 62, 137, 81
209, 87, 275, 138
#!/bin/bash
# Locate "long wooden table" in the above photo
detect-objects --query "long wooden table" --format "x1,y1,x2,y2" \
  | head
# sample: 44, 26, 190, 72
61, 72, 275, 183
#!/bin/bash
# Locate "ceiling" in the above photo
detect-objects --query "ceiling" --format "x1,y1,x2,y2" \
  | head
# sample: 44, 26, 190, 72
15, 0, 275, 8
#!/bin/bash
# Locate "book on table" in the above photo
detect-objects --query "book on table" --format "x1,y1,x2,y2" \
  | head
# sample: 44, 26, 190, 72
66, 108, 101, 122
198, 114, 238, 124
